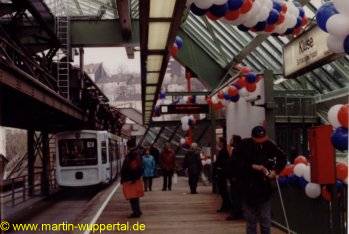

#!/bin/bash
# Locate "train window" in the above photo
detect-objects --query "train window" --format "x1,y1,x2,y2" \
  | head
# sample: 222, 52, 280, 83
108, 139, 115, 162
58, 139, 97, 166
101, 141, 107, 164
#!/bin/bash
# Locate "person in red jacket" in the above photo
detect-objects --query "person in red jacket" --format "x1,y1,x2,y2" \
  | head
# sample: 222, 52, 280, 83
160, 143, 176, 191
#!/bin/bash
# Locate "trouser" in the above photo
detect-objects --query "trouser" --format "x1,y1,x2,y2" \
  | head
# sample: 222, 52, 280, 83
188, 173, 199, 193
162, 170, 173, 190
129, 198, 141, 215
217, 175, 231, 210
143, 177, 153, 191
242, 199, 271, 234
229, 179, 242, 216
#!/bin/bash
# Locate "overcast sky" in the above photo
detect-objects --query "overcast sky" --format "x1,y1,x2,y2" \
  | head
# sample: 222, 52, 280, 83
73, 47, 140, 75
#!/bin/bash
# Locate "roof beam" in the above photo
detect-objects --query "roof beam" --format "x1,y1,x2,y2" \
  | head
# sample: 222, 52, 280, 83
116, 0, 132, 40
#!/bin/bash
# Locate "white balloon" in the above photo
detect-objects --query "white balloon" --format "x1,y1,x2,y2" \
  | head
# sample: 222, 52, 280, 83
189, 115, 195, 120
263, 0, 273, 11
230, 12, 251, 25
194, 0, 213, 9
305, 183, 321, 199
180, 138, 186, 144
326, 14, 349, 37
285, 14, 297, 28
182, 96, 189, 103
328, 104, 344, 128
333, 0, 349, 17
213, 0, 228, 5
239, 87, 249, 97
294, 163, 307, 177
286, 1, 299, 17
181, 116, 189, 125
243, 1, 262, 27
186, 0, 195, 7
303, 166, 311, 182
327, 35, 345, 53
182, 124, 190, 131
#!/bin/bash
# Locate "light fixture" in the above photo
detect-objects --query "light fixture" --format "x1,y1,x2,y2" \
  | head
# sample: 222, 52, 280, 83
148, 22, 171, 50
149, 0, 176, 18
146, 73, 160, 85
146, 86, 157, 94
145, 102, 153, 107
145, 95, 154, 101
274, 78, 286, 85
146, 55, 163, 71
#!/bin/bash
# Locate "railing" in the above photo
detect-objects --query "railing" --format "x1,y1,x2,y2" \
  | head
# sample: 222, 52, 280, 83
0, 169, 57, 207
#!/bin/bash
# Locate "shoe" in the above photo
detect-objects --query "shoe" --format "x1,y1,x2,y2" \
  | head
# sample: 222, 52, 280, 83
191, 191, 198, 194
162, 188, 166, 191
226, 214, 243, 221
168, 188, 172, 191
217, 208, 229, 213
128, 213, 141, 218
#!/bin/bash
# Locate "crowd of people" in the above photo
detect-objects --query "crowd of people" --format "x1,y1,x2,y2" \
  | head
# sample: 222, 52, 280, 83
120, 125, 287, 234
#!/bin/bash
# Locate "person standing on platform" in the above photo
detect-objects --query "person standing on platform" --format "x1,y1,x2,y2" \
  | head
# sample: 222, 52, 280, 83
226, 135, 243, 220
121, 146, 144, 218
160, 143, 176, 191
183, 143, 203, 194
215, 137, 231, 212
235, 126, 286, 234
142, 147, 156, 191
150, 143, 160, 176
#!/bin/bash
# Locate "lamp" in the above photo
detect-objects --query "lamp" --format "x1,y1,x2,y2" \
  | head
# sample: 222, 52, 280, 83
148, 22, 171, 50
146, 55, 163, 71
146, 72, 160, 85
149, 0, 176, 18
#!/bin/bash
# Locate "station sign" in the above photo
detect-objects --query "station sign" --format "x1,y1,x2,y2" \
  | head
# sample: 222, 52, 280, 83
160, 104, 209, 114
283, 25, 341, 78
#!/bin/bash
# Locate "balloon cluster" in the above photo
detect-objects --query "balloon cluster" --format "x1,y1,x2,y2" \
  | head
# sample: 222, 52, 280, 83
278, 156, 348, 200
316, 1, 349, 54
180, 115, 196, 131
206, 65, 263, 111
152, 90, 167, 117
328, 104, 348, 151
188, 0, 308, 36
170, 36, 184, 57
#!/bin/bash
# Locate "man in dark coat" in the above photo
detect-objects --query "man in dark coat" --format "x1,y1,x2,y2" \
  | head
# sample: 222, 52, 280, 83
235, 126, 286, 234
183, 143, 203, 194
159, 143, 176, 191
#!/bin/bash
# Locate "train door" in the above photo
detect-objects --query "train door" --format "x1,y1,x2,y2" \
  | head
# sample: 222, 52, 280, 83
99, 132, 109, 183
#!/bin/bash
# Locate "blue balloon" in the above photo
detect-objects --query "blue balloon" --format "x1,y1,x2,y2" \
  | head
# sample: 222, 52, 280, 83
223, 93, 231, 100
284, 28, 294, 35
238, 24, 250, 31
232, 83, 242, 90
288, 175, 300, 186
336, 180, 344, 190
230, 95, 240, 102
228, 0, 243, 11
175, 36, 183, 49
254, 21, 267, 31
210, 3, 229, 17
344, 35, 349, 54
190, 3, 209, 16
316, 2, 338, 32
295, 16, 302, 28
331, 127, 348, 151
271, 32, 279, 36
267, 9, 280, 25
297, 177, 308, 189
273, 0, 282, 12
278, 177, 289, 187
245, 72, 257, 83
299, 7, 305, 17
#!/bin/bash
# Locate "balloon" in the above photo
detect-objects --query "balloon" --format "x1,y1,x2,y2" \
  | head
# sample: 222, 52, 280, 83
267, 9, 280, 24
194, 0, 213, 9
328, 104, 343, 128
321, 186, 332, 201
225, 9, 240, 20
281, 2, 287, 13
336, 180, 344, 190
333, 0, 349, 17
228, 86, 238, 96
238, 24, 250, 31
223, 92, 231, 100
331, 127, 348, 151
275, 12, 285, 25
305, 183, 321, 198
301, 16, 308, 26
207, 11, 221, 20
181, 116, 189, 125
303, 165, 311, 182
298, 177, 308, 189
299, 7, 305, 17
254, 21, 267, 31
326, 14, 349, 37
273, 0, 282, 12
316, 2, 338, 32
295, 16, 302, 28
338, 104, 349, 128
245, 72, 257, 83
232, 83, 242, 90
214, 0, 229, 4
217, 90, 225, 99
230, 95, 240, 102
294, 163, 307, 177
259, 6, 272, 22
265, 24, 276, 32
246, 83, 257, 92
170, 45, 178, 57
240, 66, 251, 74
175, 36, 184, 49
236, 76, 247, 87
294, 155, 308, 165
182, 124, 190, 131
278, 176, 289, 187
191, 3, 209, 16
336, 163, 348, 181
240, 0, 253, 14
227, 0, 243, 10
186, 0, 195, 7
242, 0, 262, 27
180, 138, 186, 144
279, 164, 295, 177
209, 3, 229, 18
239, 87, 249, 97
206, 96, 212, 105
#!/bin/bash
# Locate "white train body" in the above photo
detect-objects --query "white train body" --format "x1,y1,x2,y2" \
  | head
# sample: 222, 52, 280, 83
55, 130, 127, 187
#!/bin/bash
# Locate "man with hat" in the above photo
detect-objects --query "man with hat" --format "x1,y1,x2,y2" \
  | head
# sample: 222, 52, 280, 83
234, 126, 286, 234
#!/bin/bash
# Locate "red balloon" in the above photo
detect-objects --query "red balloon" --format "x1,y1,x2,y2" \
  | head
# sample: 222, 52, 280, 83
206, 11, 220, 20
185, 71, 192, 80
321, 186, 332, 202
250, 27, 257, 32
279, 164, 295, 177
228, 86, 238, 96
336, 163, 348, 181
217, 91, 224, 99
225, 9, 240, 21
213, 101, 224, 111
281, 3, 287, 13
276, 13, 285, 25
240, 0, 253, 14
294, 155, 308, 165
301, 16, 308, 26
240, 66, 251, 74
246, 83, 256, 92
206, 97, 212, 105
256, 74, 263, 82
170, 46, 178, 57
236, 76, 247, 87
265, 24, 275, 32
338, 104, 349, 128
293, 27, 302, 36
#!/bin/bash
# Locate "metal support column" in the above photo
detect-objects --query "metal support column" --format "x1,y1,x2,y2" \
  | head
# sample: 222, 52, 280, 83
27, 129, 35, 196
264, 69, 276, 141
210, 106, 217, 193
168, 125, 180, 143
79, 47, 84, 101
41, 131, 50, 196
152, 127, 165, 145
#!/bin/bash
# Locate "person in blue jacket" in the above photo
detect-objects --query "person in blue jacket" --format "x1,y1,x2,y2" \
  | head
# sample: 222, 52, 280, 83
142, 147, 156, 191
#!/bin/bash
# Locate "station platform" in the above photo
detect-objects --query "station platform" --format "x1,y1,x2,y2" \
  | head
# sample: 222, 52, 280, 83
96, 177, 284, 234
